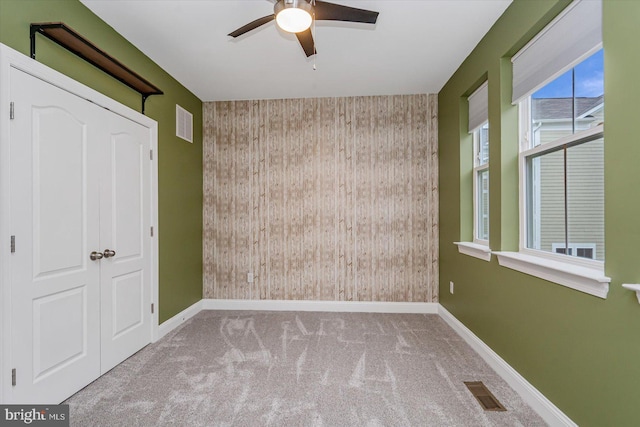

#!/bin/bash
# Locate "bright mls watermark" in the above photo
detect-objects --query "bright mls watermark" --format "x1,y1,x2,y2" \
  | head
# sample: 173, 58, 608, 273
0, 405, 68, 426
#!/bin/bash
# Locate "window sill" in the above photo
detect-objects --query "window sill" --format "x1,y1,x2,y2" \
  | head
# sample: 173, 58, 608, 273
493, 251, 610, 299
454, 242, 492, 262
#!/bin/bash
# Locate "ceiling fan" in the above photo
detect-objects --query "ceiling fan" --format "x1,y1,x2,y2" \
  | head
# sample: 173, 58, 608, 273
228, 0, 379, 57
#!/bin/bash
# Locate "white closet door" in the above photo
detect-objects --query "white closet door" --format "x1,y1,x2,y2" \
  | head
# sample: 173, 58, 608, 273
9, 68, 102, 403
99, 113, 152, 373
9, 66, 153, 404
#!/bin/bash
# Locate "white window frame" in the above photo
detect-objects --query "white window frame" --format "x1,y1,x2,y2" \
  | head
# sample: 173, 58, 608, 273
518, 104, 604, 271
496, 0, 610, 298
455, 83, 491, 262
495, 93, 608, 299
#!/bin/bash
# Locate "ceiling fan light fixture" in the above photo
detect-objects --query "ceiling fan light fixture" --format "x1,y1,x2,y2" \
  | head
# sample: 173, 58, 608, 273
274, 0, 313, 33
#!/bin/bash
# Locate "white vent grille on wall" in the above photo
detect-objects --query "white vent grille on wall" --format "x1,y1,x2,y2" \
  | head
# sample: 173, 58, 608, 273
176, 104, 193, 143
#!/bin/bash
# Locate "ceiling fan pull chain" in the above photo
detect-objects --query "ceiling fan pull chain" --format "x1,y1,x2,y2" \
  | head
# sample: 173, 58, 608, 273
313, 9, 317, 70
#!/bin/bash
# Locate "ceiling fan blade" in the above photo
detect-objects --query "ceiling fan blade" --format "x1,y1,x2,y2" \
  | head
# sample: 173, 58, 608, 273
312, 1, 379, 24
228, 14, 275, 38
296, 28, 317, 57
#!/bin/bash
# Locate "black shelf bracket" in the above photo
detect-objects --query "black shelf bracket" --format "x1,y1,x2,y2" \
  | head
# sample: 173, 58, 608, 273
30, 22, 163, 115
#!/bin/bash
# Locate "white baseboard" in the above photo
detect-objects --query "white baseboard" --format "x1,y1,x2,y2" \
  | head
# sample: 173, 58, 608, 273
202, 299, 439, 314
155, 299, 436, 342
156, 300, 203, 341
438, 305, 576, 427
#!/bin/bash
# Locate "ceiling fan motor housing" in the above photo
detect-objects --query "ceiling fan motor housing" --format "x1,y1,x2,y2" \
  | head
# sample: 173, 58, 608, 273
274, 0, 314, 33
274, 0, 314, 15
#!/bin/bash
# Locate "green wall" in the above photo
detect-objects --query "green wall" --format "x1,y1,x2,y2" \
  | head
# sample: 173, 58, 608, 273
439, 0, 640, 425
0, 0, 203, 323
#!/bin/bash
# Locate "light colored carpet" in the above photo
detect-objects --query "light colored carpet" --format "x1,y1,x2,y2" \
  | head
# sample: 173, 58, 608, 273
66, 311, 546, 426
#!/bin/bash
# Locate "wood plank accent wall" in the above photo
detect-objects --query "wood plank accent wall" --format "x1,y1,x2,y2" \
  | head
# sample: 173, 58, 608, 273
203, 94, 438, 302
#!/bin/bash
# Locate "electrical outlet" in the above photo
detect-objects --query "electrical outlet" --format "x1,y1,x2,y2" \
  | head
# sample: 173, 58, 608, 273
247, 272, 254, 283
450, 281, 454, 294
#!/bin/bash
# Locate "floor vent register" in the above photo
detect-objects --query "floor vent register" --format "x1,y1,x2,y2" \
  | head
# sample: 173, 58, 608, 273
464, 381, 507, 411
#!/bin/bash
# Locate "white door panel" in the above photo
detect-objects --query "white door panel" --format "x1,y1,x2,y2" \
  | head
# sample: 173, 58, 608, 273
111, 131, 144, 260
111, 270, 144, 337
33, 286, 87, 378
32, 106, 87, 277
100, 113, 151, 374
10, 68, 101, 404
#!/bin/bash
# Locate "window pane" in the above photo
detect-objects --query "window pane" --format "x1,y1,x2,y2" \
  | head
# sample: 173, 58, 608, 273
567, 137, 604, 261
574, 50, 604, 128
530, 49, 604, 148
527, 149, 565, 252
478, 123, 489, 166
531, 70, 573, 147
476, 169, 489, 241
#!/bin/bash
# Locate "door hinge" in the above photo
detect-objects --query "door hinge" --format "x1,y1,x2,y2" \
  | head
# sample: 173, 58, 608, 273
10, 235, 15, 253
10, 102, 15, 120
150, 149, 153, 160
151, 303, 154, 314
11, 368, 16, 386
150, 226, 154, 237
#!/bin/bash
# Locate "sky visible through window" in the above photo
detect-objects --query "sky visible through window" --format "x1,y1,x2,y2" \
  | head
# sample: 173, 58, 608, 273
533, 49, 604, 99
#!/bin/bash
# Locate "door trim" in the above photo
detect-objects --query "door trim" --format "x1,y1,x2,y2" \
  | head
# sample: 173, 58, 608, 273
0, 43, 159, 403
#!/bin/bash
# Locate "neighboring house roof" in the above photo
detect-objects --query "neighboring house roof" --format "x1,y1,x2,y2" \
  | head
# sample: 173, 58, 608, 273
532, 96, 604, 121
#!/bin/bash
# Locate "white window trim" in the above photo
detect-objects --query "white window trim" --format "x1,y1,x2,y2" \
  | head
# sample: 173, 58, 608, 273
494, 251, 609, 299
522, 123, 604, 159
455, 242, 492, 262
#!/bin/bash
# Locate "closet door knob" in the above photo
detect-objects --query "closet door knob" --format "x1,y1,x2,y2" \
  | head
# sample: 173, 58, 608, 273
103, 249, 116, 258
90, 251, 104, 261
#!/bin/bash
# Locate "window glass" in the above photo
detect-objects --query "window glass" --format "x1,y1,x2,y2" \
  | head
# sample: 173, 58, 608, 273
526, 149, 564, 252
477, 123, 489, 166
530, 50, 604, 148
473, 122, 489, 243
575, 49, 604, 124
522, 49, 604, 262
476, 168, 489, 241
567, 137, 604, 261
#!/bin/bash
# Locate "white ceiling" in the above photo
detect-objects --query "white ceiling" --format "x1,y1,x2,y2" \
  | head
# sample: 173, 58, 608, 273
80, 0, 511, 102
